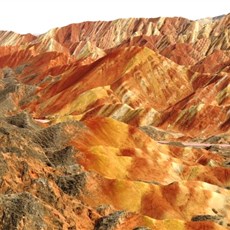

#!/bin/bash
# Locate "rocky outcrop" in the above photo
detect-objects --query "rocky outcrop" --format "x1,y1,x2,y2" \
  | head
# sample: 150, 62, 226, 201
94, 211, 127, 230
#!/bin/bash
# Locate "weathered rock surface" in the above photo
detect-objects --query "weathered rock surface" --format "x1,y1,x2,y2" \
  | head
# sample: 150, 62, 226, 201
0, 14, 229, 229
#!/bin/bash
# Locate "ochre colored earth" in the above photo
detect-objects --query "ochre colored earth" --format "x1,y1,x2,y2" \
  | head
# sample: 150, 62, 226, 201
0, 15, 229, 229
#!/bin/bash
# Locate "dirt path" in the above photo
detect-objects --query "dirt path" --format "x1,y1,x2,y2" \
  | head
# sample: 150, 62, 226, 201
158, 141, 230, 149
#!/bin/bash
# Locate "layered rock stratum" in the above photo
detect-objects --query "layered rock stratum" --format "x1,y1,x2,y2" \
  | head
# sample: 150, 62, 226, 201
0, 14, 229, 229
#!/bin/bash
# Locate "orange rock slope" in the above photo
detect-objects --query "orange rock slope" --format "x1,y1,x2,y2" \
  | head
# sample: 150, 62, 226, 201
0, 15, 229, 229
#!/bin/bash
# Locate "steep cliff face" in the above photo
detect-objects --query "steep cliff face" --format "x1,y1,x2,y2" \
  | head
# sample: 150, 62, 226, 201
0, 14, 229, 229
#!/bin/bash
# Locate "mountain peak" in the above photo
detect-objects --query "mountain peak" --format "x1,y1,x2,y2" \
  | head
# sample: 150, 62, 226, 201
0, 14, 229, 229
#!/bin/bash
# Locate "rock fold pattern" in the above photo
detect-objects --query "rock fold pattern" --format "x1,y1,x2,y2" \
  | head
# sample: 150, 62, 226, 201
0, 15, 229, 229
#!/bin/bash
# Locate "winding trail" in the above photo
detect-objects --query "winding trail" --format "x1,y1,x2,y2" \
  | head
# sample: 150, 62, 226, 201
158, 141, 230, 149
